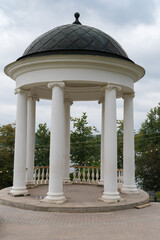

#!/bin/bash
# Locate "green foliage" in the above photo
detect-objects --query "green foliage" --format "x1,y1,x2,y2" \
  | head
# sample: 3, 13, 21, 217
135, 103, 160, 151
156, 192, 160, 199
117, 120, 123, 169
136, 103, 160, 191
35, 123, 50, 166
70, 112, 100, 167
136, 147, 160, 191
0, 123, 15, 189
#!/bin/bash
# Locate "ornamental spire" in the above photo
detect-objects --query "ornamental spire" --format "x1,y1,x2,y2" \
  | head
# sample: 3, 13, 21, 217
72, 12, 82, 25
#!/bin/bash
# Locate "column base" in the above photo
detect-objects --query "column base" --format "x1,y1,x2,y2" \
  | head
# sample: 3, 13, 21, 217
100, 191, 121, 203
63, 178, 72, 184
121, 184, 139, 194
26, 182, 35, 189
10, 187, 28, 196
98, 180, 104, 186
118, 183, 123, 191
43, 192, 67, 204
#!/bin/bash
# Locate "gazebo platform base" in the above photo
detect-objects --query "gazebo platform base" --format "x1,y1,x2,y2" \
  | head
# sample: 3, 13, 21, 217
0, 184, 149, 213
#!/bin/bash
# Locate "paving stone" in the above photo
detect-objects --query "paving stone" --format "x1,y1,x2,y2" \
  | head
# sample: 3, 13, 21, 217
1, 203, 160, 239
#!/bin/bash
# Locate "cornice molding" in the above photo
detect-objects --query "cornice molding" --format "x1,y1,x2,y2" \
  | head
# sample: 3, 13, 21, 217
4, 55, 145, 82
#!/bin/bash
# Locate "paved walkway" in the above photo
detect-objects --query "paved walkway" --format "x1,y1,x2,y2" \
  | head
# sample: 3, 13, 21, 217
0, 203, 160, 240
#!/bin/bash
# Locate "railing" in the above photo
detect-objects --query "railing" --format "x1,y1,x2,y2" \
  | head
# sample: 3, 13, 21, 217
117, 168, 123, 187
34, 166, 123, 186
34, 166, 49, 186
71, 166, 100, 184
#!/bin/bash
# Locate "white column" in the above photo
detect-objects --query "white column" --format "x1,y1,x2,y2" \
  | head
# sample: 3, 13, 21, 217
44, 82, 66, 203
121, 93, 138, 194
10, 89, 28, 196
100, 85, 121, 203
26, 95, 38, 186
63, 100, 72, 184
98, 100, 104, 184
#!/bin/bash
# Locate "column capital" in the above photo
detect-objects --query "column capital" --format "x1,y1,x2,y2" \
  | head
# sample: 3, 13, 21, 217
27, 90, 39, 101
14, 88, 27, 95
98, 98, 104, 104
103, 84, 121, 91
28, 95, 39, 102
123, 92, 135, 99
64, 99, 73, 105
48, 82, 65, 89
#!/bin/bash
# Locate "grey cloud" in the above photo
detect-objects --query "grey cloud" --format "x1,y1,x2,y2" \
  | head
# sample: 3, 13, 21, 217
77, 0, 156, 26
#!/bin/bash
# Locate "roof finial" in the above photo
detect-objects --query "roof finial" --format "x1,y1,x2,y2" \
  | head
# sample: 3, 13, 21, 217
73, 12, 82, 25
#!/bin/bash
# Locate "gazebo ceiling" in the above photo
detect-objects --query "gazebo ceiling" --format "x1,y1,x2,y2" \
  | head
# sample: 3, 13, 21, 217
17, 13, 131, 62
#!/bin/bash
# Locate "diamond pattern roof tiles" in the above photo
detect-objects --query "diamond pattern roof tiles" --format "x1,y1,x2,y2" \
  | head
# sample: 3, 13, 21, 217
19, 24, 130, 61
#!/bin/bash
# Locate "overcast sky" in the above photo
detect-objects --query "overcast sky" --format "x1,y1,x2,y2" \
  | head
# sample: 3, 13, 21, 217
0, 0, 160, 132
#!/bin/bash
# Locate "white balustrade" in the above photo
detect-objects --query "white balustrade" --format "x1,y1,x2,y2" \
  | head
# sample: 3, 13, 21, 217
34, 167, 49, 185
33, 166, 123, 186
45, 168, 49, 184
82, 168, 85, 183
87, 168, 90, 184
70, 166, 100, 184
34, 169, 37, 186
41, 168, 45, 184
78, 168, 81, 183
73, 168, 76, 183
96, 168, 99, 183
117, 169, 123, 188
37, 169, 41, 185
91, 168, 95, 184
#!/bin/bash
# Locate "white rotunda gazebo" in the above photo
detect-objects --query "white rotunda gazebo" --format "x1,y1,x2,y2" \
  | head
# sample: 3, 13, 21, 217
4, 13, 145, 203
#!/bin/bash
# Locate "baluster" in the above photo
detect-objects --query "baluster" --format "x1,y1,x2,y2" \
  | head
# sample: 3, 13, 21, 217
37, 168, 41, 185
73, 167, 76, 183
118, 170, 121, 184
98, 168, 100, 181
120, 170, 123, 184
78, 167, 81, 183
87, 168, 90, 184
117, 170, 119, 184
117, 170, 123, 189
96, 168, 99, 183
120, 171, 122, 183
34, 168, 37, 186
121, 170, 124, 183
48, 167, 49, 182
45, 168, 49, 184
41, 168, 45, 184
82, 167, 85, 183
91, 168, 95, 184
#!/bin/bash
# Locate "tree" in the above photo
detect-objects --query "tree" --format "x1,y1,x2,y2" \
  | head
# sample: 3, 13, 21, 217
135, 103, 160, 151
70, 113, 100, 167
35, 123, 50, 166
135, 103, 160, 191
136, 146, 160, 191
0, 123, 15, 189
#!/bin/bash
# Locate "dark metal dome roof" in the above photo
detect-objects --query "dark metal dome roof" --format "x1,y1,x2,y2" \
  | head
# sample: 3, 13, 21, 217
18, 14, 131, 62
